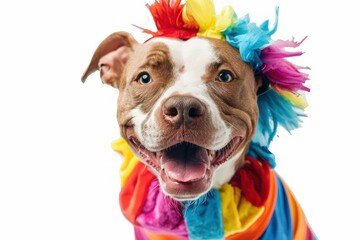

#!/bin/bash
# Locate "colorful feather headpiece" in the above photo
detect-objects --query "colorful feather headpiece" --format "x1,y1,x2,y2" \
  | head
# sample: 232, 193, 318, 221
137, 0, 310, 168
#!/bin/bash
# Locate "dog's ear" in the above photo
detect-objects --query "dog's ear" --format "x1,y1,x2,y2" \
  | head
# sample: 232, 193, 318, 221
255, 73, 270, 96
81, 31, 138, 88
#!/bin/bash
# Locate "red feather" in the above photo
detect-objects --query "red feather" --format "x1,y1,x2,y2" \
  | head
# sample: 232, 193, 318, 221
137, 0, 199, 40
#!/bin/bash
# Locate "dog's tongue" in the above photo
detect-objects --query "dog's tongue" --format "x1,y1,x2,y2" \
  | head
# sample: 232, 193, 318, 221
162, 143, 208, 183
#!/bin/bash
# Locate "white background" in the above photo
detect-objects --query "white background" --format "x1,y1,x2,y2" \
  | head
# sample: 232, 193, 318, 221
0, 0, 358, 239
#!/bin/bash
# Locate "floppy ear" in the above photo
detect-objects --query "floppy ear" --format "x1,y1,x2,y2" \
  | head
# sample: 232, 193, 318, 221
81, 31, 139, 88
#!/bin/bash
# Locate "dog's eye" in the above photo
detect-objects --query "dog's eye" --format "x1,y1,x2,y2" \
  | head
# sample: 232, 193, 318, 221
138, 73, 152, 84
216, 70, 233, 83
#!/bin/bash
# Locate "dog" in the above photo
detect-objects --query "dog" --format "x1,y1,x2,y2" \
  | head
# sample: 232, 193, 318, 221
81, 0, 316, 239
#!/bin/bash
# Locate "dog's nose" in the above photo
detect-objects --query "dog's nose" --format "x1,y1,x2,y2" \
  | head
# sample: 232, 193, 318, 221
162, 96, 206, 127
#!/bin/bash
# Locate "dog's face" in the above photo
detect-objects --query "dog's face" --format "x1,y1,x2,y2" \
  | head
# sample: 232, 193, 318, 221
82, 32, 261, 201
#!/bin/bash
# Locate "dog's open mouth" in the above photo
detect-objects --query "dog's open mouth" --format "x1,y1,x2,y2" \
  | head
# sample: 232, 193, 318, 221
129, 136, 243, 200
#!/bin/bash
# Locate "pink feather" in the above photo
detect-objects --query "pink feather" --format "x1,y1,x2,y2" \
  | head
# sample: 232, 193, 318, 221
261, 37, 310, 92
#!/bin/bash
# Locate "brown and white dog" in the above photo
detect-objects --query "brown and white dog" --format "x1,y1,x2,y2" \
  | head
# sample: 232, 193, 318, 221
82, 32, 260, 201
81, 31, 316, 239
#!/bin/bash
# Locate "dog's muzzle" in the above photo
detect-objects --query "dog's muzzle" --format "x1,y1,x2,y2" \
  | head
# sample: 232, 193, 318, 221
127, 95, 245, 200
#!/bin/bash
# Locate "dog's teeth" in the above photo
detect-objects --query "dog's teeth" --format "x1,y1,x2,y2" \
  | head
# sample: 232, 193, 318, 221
155, 151, 163, 160
207, 150, 216, 160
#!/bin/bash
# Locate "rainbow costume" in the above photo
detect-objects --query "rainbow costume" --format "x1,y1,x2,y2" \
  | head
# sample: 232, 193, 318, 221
112, 0, 316, 239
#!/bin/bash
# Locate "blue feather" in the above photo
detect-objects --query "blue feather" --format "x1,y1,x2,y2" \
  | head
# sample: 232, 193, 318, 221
223, 7, 279, 70
250, 89, 306, 168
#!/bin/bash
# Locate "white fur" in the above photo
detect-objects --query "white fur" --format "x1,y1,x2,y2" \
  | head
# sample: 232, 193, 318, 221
130, 107, 147, 141
212, 149, 244, 188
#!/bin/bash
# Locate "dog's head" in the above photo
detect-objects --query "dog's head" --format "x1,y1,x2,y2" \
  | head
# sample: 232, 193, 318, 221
81, 0, 309, 202
82, 32, 262, 200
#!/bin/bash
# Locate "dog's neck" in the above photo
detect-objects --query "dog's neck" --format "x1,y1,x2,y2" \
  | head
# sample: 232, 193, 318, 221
211, 147, 245, 188
114, 138, 316, 240
114, 138, 272, 239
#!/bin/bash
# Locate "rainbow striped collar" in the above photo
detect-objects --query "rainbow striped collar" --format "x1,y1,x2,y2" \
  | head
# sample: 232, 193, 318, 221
113, 139, 316, 240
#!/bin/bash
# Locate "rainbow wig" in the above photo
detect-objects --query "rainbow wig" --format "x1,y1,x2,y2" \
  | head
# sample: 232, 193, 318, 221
137, 0, 310, 168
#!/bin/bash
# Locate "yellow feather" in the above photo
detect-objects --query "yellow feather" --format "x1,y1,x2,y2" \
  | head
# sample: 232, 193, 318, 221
183, 0, 236, 39
280, 91, 309, 109
183, 0, 216, 31
216, 6, 236, 31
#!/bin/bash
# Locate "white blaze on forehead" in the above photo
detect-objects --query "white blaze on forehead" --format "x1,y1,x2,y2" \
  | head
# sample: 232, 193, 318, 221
151, 37, 218, 90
